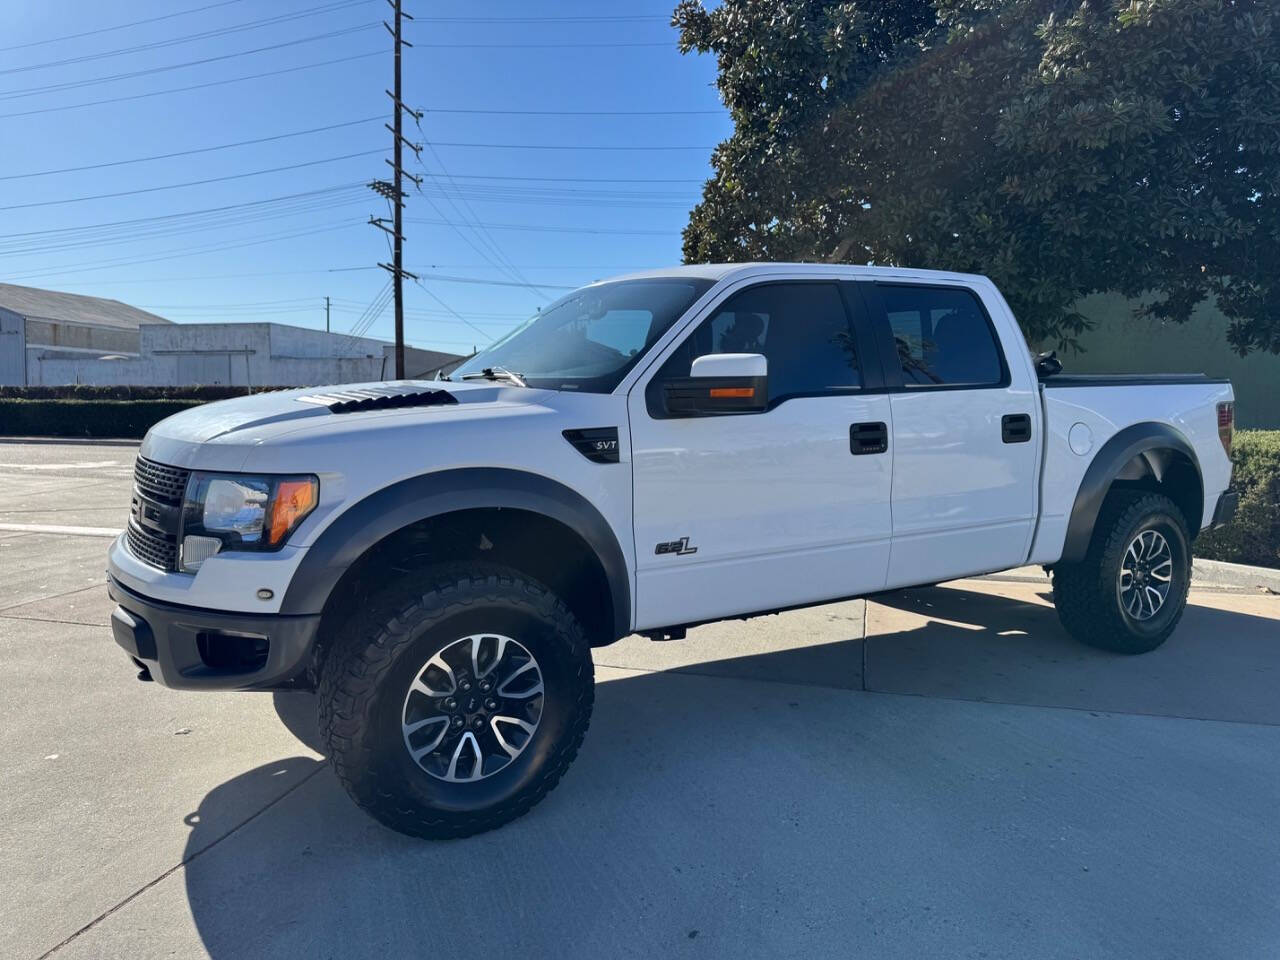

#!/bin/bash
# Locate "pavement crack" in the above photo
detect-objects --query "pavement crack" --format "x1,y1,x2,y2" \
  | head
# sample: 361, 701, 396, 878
35, 764, 328, 960
860, 599, 869, 692
0, 613, 105, 628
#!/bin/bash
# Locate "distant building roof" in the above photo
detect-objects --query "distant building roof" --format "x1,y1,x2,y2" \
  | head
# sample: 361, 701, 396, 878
0, 282, 171, 330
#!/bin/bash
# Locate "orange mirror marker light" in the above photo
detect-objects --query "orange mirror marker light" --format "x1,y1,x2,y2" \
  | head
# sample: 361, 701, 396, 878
266, 478, 319, 546
709, 387, 755, 398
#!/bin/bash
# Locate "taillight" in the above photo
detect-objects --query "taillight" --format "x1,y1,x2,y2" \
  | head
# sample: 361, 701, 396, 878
1217, 401, 1234, 459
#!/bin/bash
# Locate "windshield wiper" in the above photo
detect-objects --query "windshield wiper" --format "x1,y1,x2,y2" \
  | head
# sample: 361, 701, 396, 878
460, 366, 527, 387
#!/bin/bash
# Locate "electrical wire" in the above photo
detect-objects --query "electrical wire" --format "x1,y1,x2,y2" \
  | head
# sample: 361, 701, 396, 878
0, 23, 379, 101
0, 151, 382, 211
407, 217, 675, 236
423, 108, 724, 116
3, 221, 360, 283
0, 51, 382, 120
413, 128, 546, 298
0, 118, 383, 182
411, 277, 498, 344
0, 1, 373, 77
0, 0, 253, 52
425, 140, 712, 151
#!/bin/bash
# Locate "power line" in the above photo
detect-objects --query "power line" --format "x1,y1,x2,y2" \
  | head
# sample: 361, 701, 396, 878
0, 152, 382, 211
407, 217, 676, 236
4, 221, 360, 282
0, 0, 252, 52
425, 139, 712, 152
40, 268, 380, 285
411, 173, 703, 183
411, 15, 666, 22
0, 118, 383, 182
0, 184, 364, 242
413, 273, 578, 290
413, 125, 547, 298
0, 23, 379, 101
405, 41, 670, 48
423, 107, 724, 116
412, 277, 498, 344
0, 0, 373, 77
0, 51, 382, 120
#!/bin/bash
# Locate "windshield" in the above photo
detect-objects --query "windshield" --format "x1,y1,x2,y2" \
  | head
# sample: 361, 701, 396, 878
450, 277, 714, 393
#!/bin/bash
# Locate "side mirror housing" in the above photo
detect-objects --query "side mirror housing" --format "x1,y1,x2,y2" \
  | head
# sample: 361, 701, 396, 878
1035, 350, 1063, 380
663, 353, 768, 417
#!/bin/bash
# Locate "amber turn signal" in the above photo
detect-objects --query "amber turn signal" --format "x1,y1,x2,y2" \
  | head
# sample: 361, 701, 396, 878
709, 387, 755, 399
266, 478, 319, 546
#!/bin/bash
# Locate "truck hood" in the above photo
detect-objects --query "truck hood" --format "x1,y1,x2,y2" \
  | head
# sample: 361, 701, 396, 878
145, 380, 533, 447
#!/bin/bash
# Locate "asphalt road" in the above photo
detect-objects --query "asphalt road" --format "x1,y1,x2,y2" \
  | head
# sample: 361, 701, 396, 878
2, 439, 1278, 960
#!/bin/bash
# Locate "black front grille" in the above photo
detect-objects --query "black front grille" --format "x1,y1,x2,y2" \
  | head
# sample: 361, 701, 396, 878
134, 456, 190, 505
126, 456, 190, 571
126, 522, 178, 571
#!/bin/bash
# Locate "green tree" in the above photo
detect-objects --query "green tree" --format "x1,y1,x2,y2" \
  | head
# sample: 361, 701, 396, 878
674, 0, 1280, 353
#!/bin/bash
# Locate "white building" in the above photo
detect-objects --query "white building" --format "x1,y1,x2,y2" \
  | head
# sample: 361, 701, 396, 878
0, 283, 463, 387
0, 282, 170, 385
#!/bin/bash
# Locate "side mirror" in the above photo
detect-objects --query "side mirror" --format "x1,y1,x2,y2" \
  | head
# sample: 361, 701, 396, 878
663, 353, 768, 417
1035, 350, 1063, 380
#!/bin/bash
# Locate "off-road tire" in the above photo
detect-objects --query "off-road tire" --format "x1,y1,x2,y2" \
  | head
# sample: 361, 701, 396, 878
1052, 491, 1192, 654
318, 563, 594, 839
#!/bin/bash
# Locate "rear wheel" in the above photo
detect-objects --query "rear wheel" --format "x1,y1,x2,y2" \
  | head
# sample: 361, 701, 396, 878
318, 563, 594, 838
1052, 491, 1191, 654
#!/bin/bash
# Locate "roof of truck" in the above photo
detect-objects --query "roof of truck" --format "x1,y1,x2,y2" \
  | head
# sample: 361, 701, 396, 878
597, 263, 991, 286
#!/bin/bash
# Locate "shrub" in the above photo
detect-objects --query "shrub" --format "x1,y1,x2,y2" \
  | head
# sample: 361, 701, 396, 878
0, 385, 255, 401
0, 399, 205, 439
1194, 430, 1280, 569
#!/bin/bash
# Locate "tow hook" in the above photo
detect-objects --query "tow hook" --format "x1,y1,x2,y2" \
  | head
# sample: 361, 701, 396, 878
132, 658, 153, 682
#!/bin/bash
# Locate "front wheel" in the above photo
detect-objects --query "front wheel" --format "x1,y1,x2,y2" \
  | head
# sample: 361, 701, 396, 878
318, 564, 594, 839
1052, 491, 1192, 654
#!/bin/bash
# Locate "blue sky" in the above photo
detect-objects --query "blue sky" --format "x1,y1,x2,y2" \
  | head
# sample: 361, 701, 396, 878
0, 1, 730, 356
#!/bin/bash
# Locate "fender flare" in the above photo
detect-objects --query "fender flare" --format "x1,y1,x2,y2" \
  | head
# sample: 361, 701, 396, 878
1060, 421, 1202, 563
279, 467, 631, 639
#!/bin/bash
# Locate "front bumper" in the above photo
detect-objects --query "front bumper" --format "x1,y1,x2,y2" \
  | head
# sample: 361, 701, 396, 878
107, 575, 320, 690
1210, 490, 1239, 529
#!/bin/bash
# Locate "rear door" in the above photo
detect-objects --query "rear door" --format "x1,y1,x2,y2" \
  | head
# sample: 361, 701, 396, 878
860, 281, 1039, 586
627, 278, 893, 630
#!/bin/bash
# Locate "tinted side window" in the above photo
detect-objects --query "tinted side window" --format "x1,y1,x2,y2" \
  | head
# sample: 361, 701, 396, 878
881, 285, 1004, 387
655, 282, 859, 404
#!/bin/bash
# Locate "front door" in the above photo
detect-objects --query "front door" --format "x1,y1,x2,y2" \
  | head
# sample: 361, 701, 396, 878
627, 279, 894, 630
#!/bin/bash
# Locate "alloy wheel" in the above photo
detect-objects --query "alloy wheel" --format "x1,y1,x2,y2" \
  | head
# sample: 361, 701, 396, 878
400, 633, 544, 782
1118, 529, 1174, 622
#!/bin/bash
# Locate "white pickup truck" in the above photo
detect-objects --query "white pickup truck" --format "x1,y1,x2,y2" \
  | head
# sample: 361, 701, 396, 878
107, 263, 1238, 838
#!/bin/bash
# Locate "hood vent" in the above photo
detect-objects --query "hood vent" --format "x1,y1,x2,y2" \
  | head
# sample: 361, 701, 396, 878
296, 384, 458, 414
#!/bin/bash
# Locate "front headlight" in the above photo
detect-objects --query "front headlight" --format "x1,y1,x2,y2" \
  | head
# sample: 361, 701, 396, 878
179, 473, 318, 572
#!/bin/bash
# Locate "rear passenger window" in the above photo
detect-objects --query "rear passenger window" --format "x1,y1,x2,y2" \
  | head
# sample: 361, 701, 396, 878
654, 282, 860, 404
881, 285, 1005, 387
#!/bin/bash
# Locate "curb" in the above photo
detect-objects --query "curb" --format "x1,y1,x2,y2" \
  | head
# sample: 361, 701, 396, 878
1191, 557, 1280, 594
978, 561, 1279, 594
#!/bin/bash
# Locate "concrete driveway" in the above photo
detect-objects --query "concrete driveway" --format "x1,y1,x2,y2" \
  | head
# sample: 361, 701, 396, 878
2, 440, 1278, 960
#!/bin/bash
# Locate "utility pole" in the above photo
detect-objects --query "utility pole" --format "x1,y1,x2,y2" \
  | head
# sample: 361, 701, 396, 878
368, 0, 422, 380
324, 296, 330, 333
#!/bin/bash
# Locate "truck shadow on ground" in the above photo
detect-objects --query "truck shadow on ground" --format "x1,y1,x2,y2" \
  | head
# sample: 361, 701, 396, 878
175, 589, 1279, 959
864, 583, 1280, 725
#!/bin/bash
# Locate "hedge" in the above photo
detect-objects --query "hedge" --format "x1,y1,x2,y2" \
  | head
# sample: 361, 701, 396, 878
0, 385, 255, 401
0, 399, 204, 438
1194, 430, 1280, 570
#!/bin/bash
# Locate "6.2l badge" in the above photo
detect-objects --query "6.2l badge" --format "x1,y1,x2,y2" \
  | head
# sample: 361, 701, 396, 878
654, 536, 697, 557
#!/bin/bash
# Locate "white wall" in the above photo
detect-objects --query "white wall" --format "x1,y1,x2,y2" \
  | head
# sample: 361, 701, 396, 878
27, 322, 435, 387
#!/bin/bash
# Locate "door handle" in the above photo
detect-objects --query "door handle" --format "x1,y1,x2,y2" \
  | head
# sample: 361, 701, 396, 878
1002, 413, 1032, 443
850, 421, 888, 455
